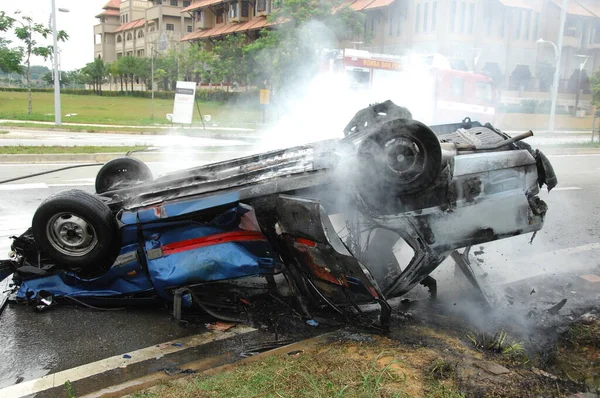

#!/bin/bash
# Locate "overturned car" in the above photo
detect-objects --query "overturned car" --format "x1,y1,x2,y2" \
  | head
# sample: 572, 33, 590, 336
0, 101, 556, 329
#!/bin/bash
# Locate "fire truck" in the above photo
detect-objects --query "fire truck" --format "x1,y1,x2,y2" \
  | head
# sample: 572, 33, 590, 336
322, 49, 496, 125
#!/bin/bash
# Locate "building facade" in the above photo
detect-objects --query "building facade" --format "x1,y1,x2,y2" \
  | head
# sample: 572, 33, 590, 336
94, 0, 193, 63
179, 0, 600, 90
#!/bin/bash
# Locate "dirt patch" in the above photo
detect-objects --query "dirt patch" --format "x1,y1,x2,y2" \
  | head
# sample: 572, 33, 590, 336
131, 273, 600, 398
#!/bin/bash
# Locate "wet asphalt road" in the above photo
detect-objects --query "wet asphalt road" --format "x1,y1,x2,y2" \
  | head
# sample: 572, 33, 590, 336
1, 151, 600, 389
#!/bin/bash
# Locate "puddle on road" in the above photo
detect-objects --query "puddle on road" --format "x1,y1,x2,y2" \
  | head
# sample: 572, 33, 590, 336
0, 304, 58, 388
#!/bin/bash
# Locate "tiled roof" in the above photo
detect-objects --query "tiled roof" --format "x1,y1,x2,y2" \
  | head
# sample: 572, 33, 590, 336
180, 17, 272, 41
96, 9, 120, 18
552, 0, 595, 17
181, 0, 226, 13
114, 19, 146, 33
577, 0, 600, 17
363, 0, 394, 10
103, 0, 121, 10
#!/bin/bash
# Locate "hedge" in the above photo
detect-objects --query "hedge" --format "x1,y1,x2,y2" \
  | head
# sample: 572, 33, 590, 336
0, 87, 258, 103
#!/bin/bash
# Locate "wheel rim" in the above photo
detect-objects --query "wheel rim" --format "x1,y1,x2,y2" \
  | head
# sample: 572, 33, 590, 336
384, 137, 427, 184
46, 212, 98, 257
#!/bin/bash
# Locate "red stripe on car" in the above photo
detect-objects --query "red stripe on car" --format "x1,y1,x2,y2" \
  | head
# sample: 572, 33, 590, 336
162, 231, 267, 255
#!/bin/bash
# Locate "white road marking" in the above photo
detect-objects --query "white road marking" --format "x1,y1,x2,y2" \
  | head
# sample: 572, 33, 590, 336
0, 183, 93, 190
552, 187, 582, 191
0, 326, 256, 398
48, 183, 94, 187
0, 183, 48, 190
548, 154, 600, 158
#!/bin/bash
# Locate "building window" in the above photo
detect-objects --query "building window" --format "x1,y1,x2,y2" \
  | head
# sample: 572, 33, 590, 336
117, 35, 122, 43
396, 9, 401, 36
166, 23, 175, 31
230, 2, 238, 18
533, 12, 540, 40
459, 2, 465, 33
450, 1, 456, 32
432, 1, 437, 31
216, 9, 224, 24
127, 32, 133, 40
187, 25, 193, 32
423, 3, 429, 32
138, 30, 144, 38
514, 9, 522, 39
242, 1, 249, 17
117, 52, 123, 58
524, 9, 531, 40
388, 10, 393, 36
257, 0, 266, 12
183, 0, 190, 6
170, 0, 178, 5
415, 4, 420, 33
196, 10, 203, 22
371, 15, 376, 33
468, 3, 474, 34
137, 49, 144, 57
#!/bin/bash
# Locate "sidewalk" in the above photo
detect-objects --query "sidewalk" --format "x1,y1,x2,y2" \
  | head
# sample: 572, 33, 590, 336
0, 119, 256, 132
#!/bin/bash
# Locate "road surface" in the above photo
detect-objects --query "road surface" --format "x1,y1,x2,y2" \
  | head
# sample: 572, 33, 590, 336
0, 151, 599, 389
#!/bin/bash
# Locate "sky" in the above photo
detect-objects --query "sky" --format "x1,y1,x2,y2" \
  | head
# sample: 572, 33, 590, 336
3, 0, 107, 71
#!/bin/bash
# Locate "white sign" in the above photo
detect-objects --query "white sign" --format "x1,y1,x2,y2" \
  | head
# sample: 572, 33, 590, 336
172, 81, 196, 124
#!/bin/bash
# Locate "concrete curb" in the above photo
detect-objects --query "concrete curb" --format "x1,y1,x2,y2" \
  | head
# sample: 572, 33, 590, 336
81, 332, 333, 398
0, 150, 257, 164
1, 125, 266, 140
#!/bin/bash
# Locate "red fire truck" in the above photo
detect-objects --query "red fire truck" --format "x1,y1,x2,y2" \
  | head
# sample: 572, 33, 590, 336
323, 49, 496, 125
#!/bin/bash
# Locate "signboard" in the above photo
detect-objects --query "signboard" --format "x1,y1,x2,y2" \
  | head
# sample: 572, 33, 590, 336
344, 57, 403, 71
172, 81, 196, 124
259, 89, 270, 105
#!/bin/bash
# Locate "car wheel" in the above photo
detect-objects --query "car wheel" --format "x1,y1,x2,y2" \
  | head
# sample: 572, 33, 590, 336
95, 157, 153, 194
354, 119, 442, 213
32, 189, 119, 272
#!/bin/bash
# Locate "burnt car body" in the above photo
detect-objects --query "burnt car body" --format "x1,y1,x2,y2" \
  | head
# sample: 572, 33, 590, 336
0, 102, 556, 328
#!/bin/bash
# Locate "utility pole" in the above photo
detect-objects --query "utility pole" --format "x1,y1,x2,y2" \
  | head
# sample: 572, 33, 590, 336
51, 0, 61, 126
550, 0, 568, 132
151, 44, 156, 120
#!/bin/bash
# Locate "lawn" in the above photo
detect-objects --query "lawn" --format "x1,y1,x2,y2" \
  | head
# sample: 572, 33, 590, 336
0, 91, 262, 127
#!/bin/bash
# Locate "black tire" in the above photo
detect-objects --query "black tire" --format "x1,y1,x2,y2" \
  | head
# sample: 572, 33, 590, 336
354, 119, 442, 212
32, 189, 119, 273
95, 157, 153, 194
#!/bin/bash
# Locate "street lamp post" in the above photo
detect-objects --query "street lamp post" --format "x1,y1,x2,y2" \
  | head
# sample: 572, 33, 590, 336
574, 54, 589, 116
536, 0, 568, 132
51, 0, 69, 126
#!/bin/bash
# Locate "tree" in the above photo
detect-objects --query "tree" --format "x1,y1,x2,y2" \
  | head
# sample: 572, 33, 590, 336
7, 11, 68, 114
244, 0, 363, 93
211, 34, 250, 88
0, 12, 23, 74
118, 56, 139, 92
82, 58, 107, 94
42, 70, 70, 88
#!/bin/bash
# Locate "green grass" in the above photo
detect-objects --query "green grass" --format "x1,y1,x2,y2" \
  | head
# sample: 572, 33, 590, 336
0, 91, 262, 126
132, 348, 410, 398
0, 130, 8, 134
0, 146, 147, 154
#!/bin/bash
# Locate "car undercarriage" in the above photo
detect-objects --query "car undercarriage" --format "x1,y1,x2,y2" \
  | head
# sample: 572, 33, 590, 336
0, 101, 557, 329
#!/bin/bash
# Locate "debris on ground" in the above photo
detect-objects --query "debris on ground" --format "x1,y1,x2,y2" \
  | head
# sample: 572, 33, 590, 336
548, 298, 568, 315
206, 322, 236, 332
